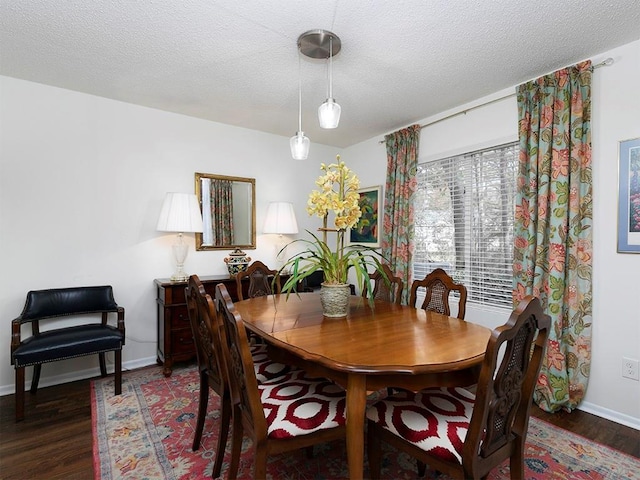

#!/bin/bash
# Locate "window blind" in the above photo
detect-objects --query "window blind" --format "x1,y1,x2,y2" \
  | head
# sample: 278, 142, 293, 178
413, 142, 518, 309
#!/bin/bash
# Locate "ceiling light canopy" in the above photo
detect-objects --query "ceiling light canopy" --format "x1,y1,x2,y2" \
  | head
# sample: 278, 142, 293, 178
298, 29, 342, 59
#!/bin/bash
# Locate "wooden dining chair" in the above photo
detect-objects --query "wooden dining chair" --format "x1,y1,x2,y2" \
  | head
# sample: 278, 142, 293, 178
214, 283, 348, 479
184, 275, 231, 479
366, 295, 551, 480
362, 263, 404, 304
235, 260, 281, 301
409, 268, 468, 319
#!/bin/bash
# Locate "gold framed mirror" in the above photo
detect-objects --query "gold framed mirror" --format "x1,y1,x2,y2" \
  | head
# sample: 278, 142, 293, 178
195, 173, 256, 250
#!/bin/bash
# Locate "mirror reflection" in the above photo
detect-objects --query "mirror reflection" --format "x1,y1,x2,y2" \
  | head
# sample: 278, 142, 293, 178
195, 173, 256, 250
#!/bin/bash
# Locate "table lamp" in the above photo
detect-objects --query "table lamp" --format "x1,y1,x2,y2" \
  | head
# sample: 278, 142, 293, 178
263, 202, 298, 270
157, 192, 204, 281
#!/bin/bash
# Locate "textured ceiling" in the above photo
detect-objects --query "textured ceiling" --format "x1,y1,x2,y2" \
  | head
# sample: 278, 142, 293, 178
2, 1, 640, 148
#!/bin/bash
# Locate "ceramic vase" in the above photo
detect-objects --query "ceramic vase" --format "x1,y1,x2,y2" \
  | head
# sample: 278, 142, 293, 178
320, 283, 351, 318
224, 248, 251, 278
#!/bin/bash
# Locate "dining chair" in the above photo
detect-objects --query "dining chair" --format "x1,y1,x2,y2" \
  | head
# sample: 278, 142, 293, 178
362, 263, 404, 304
184, 275, 231, 479
366, 295, 551, 480
409, 268, 468, 319
214, 276, 297, 385
214, 283, 348, 479
186, 275, 296, 479
235, 260, 281, 301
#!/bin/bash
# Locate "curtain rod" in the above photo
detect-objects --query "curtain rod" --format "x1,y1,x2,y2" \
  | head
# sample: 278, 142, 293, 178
378, 57, 614, 144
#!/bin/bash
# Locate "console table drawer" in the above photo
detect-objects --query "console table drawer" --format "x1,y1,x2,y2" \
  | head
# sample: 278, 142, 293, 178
171, 328, 195, 355
167, 306, 190, 330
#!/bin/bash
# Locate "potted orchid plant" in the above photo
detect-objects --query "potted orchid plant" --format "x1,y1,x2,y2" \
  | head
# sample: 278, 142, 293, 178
279, 156, 386, 316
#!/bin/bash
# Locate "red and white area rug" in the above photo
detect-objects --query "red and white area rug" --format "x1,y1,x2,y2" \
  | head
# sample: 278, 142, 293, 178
92, 365, 639, 479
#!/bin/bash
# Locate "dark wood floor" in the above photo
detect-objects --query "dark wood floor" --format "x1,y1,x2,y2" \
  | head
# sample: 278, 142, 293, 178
0, 370, 638, 480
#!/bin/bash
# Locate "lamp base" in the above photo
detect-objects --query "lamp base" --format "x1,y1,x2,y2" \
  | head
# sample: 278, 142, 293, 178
170, 233, 189, 282
275, 238, 289, 273
170, 272, 188, 282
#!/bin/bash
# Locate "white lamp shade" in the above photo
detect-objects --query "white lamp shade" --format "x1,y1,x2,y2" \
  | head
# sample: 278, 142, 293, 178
156, 192, 204, 233
318, 98, 341, 129
290, 131, 310, 160
263, 202, 299, 234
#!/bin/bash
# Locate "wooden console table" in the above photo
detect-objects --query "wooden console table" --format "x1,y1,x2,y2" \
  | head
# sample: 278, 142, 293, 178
155, 275, 244, 376
154, 274, 288, 376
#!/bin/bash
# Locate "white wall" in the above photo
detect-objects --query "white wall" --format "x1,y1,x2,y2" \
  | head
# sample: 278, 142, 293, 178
1, 39, 638, 429
0, 75, 339, 392
345, 40, 640, 429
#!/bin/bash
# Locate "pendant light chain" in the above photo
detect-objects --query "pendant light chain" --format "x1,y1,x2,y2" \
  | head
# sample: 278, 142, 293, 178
297, 55, 303, 132
328, 37, 333, 99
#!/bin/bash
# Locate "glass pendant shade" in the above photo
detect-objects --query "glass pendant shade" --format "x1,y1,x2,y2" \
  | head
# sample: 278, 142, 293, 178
291, 47, 309, 160
290, 131, 310, 160
318, 98, 341, 129
318, 33, 340, 129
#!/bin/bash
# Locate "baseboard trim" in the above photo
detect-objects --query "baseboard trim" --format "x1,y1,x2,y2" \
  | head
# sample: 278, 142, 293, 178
578, 401, 640, 431
0, 356, 158, 397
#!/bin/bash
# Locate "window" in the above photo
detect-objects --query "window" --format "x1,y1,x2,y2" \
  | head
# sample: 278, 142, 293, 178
413, 142, 518, 309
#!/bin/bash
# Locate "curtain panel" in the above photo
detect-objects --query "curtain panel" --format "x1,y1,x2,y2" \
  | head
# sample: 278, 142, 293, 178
514, 61, 593, 412
210, 179, 234, 246
382, 124, 420, 305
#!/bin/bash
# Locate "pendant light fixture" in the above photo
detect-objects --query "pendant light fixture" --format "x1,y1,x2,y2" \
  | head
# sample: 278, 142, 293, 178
297, 30, 342, 129
291, 30, 342, 159
290, 55, 310, 160
317, 35, 341, 129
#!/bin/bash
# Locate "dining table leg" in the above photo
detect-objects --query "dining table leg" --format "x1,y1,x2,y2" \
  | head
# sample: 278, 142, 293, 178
346, 373, 367, 479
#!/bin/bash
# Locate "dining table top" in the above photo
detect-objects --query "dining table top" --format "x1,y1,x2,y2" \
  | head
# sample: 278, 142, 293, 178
234, 292, 491, 377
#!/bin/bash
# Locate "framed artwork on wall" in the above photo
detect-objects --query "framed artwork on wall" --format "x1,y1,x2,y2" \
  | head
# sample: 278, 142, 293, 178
617, 137, 640, 253
348, 186, 382, 247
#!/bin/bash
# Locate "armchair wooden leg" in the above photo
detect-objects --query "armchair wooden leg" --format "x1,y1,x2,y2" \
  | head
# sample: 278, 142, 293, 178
30, 364, 42, 394
114, 350, 122, 395
15, 367, 25, 422
99, 352, 107, 377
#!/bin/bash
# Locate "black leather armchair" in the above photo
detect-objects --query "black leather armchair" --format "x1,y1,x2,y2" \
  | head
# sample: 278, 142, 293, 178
10, 285, 125, 421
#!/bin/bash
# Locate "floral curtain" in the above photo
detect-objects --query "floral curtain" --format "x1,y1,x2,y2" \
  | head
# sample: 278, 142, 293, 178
382, 124, 420, 305
514, 61, 593, 412
210, 179, 234, 245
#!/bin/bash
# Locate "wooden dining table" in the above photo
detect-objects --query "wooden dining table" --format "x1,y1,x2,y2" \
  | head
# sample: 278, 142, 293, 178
234, 292, 491, 480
